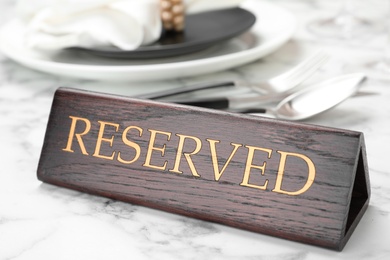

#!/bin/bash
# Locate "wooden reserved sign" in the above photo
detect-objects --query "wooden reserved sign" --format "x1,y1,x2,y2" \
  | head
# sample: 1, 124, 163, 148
38, 87, 370, 251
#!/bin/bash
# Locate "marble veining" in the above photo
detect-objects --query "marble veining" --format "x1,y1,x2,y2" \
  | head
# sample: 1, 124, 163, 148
1, 0, 390, 259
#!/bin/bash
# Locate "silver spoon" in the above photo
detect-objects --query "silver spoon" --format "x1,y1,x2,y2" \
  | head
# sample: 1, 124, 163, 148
239, 73, 366, 121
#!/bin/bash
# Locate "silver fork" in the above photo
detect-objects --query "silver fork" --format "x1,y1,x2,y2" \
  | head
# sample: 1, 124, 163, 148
136, 51, 329, 99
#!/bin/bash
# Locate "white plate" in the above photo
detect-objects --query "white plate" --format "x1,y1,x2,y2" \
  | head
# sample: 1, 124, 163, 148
0, 0, 296, 82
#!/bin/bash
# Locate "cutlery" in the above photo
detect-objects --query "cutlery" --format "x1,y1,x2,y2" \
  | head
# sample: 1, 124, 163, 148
136, 51, 329, 99
177, 73, 366, 120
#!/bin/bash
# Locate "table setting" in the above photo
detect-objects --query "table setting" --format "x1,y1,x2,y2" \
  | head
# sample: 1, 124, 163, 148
1, 0, 390, 259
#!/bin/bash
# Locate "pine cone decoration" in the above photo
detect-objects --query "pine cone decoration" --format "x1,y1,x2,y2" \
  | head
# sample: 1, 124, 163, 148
160, 0, 185, 32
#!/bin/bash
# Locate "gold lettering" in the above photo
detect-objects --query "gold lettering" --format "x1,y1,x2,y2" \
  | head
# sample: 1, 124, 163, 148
143, 129, 171, 170
240, 145, 272, 190
92, 121, 119, 160
61, 116, 316, 197
169, 134, 202, 177
117, 126, 143, 164
207, 139, 242, 181
272, 151, 316, 195
62, 116, 91, 155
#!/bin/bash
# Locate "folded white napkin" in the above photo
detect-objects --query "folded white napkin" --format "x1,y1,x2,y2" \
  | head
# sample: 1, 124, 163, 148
17, 0, 244, 52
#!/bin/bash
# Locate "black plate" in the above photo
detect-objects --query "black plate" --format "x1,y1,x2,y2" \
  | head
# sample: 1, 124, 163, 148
71, 7, 256, 59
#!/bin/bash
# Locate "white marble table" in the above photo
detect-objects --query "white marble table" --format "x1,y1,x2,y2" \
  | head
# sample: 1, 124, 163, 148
1, 0, 390, 259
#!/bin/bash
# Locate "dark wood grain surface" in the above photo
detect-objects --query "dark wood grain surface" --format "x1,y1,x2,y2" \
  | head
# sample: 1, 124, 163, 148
37, 87, 370, 251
